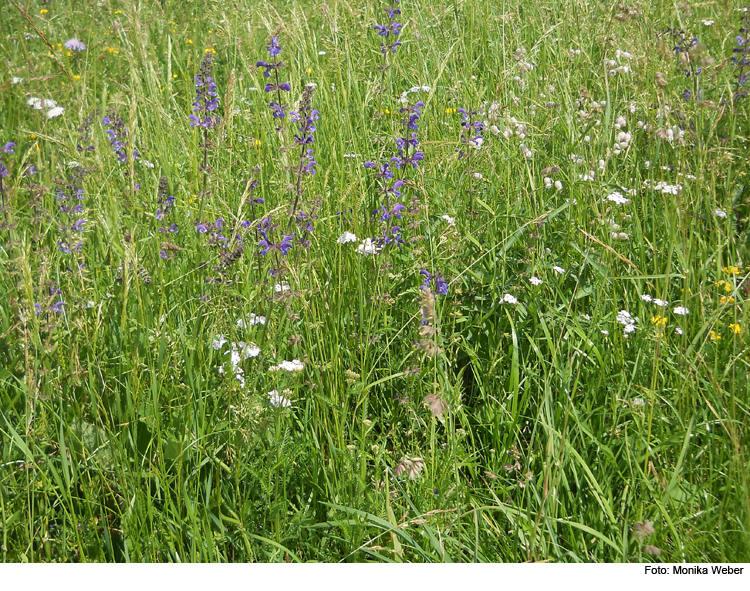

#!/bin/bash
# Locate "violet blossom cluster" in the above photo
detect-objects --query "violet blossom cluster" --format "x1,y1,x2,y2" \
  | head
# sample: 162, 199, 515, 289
55, 167, 88, 257
419, 270, 449, 296
189, 52, 220, 129
732, 9, 750, 101
0, 142, 14, 180
374, 0, 403, 54
0, 142, 15, 214
288, 84, 320, 225
257, 216, 294, 260
457, 107, 484, 158
156, 176, 179, 235
664, 28, 703, 100
101, 109, 140, 163
257, 36, 290, 119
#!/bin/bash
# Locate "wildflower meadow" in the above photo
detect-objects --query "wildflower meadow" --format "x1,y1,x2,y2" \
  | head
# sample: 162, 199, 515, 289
1, 0, 749, 563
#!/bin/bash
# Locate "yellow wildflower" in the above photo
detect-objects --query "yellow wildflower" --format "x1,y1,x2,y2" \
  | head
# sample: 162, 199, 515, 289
40, 9, 48, 14
115, 10, 123, 14
729, 323, 741, 334
205, 48, 216, 54
719, 296, 735, 305
650, 315, 667, 326
724, 266, 740, 275
73, 74, 80, 80
253, 139, 261, 149
445, 107, 457, 114
384, 108, 391, 115
28, 134, 36, 140
709, 330, 721, 341
187, 39, 193, 44
306, 67, 312, 74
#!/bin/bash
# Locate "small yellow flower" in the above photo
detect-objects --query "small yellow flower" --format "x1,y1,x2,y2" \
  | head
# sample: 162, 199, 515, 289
189, 195, 196, 204
205, 48, 215, 54
28, 134, 36, 140
208, 30, 213, 34
650, 315, 668, 326
187, 39, 193, 44
57, 43, 62, 49
168, 21, 176, 25
306, 67, 312, 74
724, 265, 740, 275
384, 108, 391, 115
253, 139, 261, 149
40, 9, 48, 14
729, 323, 741, 334
115, 10, 123, 14
719, 296, 735, 305
73, 74, 80, 80
67, 51, 72, 56
709, 330, 722, 341
724, 283, 731, 292
173, 73, 178, 79
161, 86, 165, 91
445, 107, 457, 114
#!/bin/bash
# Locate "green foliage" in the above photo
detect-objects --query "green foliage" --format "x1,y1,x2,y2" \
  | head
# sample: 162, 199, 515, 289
0, 0, 748, 563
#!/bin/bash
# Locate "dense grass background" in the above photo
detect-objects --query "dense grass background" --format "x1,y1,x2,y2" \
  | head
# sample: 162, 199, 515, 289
0, 0, 749, 562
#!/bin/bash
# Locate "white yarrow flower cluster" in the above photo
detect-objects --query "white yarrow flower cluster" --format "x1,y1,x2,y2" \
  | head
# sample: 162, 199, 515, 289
644, 180, 682, 195
529, 277, 543, 286
502, 293, 518, 304
268, 390, 292, 408
553, 266, 566, 275
606, 191, 630, 205
715, 209, 727, 219
274, 282, 290, 293
673, 306, 689, 316
236, 313, 266, 328
269, 359, 305, 372
357, 238, 381, 256
213, 336, 260, 387
337, 231, 358, 244
27, 97, 64, 118
641, 294, 668, 307
616, 310, 637, 336
441, 215, 456, 226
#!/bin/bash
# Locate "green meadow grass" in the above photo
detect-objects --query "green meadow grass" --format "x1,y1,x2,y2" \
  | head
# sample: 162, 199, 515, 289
0, 0, 748, 562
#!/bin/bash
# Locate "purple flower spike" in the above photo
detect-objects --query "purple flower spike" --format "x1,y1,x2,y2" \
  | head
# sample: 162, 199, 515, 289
267, 36, 282, 57
196, 224, 208, 234
2, 142, 16, 154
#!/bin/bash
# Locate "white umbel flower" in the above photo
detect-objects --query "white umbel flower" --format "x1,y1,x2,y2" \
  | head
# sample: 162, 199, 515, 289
268, 390, 292, 407
553, 266, 566, 275
673, 306, 689, 316
337, 231, 358, 244
269, 359, 304, 372
606, 191, 630, 205
529, 277, 543, 286
502, 293, 518, 304
356, 238, 381, 256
